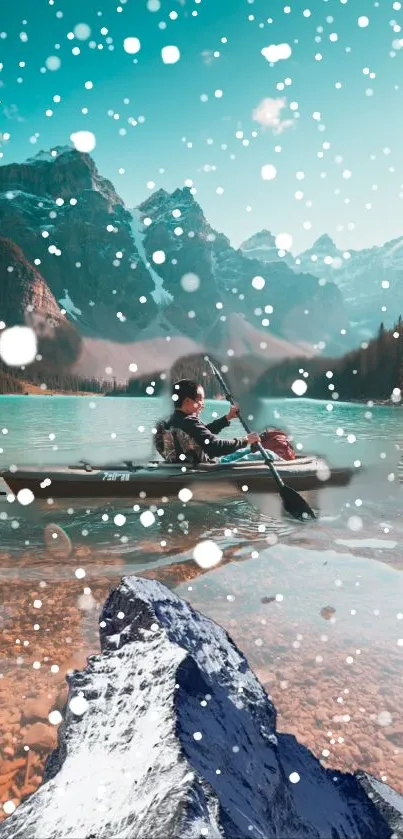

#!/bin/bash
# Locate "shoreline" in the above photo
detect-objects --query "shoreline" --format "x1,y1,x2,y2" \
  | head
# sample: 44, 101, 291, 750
0, 387, 106, 397
0, 390, 400, 406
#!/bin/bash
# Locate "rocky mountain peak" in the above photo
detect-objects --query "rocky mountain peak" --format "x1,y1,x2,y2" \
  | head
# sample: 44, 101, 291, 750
138, 184, 206, 231
312, 233, 339, 252
239, 229, 294, 267
26, 145, 77, 164
137, 187, 169, 215
170, 184, 197, 207
241, 229, 277, 249
0, 146, 122, 207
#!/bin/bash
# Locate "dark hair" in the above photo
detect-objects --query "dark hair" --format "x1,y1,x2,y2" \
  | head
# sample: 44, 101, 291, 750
172, 379, 200, 407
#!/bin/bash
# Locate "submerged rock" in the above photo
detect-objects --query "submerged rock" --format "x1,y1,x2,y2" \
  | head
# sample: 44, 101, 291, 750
0, 576, 402, 839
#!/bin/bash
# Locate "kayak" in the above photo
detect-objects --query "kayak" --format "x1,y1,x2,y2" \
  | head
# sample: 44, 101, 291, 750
1, 456, 355, 500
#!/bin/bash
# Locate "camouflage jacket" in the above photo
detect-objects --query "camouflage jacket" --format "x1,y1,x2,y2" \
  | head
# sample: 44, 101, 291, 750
154, 410, 248, 464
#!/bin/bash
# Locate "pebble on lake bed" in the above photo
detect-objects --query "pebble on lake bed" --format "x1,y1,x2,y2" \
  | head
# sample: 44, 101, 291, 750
320, 606, 336, 620
43, 524, 72, 559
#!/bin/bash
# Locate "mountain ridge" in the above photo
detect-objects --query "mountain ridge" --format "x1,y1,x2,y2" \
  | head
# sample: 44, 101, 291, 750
241, 227, 403, 338
0, 146, 349, 380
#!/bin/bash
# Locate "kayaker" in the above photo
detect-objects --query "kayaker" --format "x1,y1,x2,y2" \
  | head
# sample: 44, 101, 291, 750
155, 378, 260, 464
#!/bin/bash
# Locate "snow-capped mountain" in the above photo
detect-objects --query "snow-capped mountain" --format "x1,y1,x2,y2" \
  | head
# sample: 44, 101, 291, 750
295, 234, 344, 271
135, 187, 348, 349
294, 234, 403, 338
240, 229, 294, 267
243, 227, 403, 339
0, 577, 400, 839
0, 145, 349, 381
0, 145, 158, 339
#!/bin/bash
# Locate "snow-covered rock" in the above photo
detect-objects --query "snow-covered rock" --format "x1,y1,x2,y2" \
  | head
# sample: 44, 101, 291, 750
0, 577, 400, 839
130, 208, 173, 305
357, 772, 403, 838
26, 145, 82, 165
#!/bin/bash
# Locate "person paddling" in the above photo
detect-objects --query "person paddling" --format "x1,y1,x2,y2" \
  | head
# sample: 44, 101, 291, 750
155, 378, 260, 464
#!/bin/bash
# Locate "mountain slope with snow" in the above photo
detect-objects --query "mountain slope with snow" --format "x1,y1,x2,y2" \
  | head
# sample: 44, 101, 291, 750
294, 234, 403, 337
0, 146, 351, 381
0, 146, 158, 340
0, 577, 399, 839
240, 229, 294, 266
136, 188, 348, 351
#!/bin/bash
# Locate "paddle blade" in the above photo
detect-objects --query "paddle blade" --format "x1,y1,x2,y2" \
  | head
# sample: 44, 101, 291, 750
280, 483, 316, 521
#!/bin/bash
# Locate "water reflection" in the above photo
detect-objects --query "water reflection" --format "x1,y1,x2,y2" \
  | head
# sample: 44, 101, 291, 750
0, 488, 298, 563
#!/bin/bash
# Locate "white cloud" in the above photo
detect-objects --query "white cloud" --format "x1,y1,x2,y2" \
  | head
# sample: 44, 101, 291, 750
261, 43, 292, 63
252, 97, 294, 134
201, 50, 214, 65
3, 104, 24, 122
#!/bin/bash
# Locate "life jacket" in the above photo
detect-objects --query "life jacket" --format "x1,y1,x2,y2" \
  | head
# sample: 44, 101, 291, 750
154, 419, 209, 464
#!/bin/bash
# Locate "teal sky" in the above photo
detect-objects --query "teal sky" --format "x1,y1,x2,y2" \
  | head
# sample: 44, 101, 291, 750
1, 0, 402, 253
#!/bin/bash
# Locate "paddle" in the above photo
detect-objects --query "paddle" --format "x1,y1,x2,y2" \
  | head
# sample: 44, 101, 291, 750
204, 356, 316, 521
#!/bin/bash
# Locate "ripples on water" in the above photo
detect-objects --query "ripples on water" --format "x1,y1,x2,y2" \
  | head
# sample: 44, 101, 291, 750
0, 492, 296, 565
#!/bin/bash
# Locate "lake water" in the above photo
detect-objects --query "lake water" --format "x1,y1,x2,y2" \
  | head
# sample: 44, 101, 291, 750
0, 394, 401, 468
0, 395, 402, 819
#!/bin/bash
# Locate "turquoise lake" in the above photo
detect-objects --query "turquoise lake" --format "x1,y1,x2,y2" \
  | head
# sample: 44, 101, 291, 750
0, 394, 401, 468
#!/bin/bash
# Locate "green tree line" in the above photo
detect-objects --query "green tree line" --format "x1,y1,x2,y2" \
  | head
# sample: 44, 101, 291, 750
0, 360, 115, 395
254, 318, 403, 402
107, 354, 225, 398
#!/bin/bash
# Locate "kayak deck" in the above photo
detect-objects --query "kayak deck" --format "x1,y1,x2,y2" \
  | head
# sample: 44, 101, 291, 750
1, 457, 356, 500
